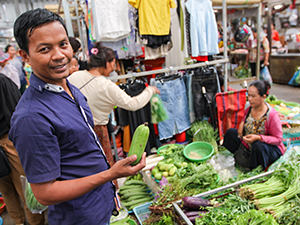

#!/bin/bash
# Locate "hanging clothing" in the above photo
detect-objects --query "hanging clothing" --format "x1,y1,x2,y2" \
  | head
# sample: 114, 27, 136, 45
153, 77, 191, 140
165, 7, 186, 67
117, 80, 157, 154
185, 0, 219, 56
144, 42, 173, 60
129, 0, 176, 35
192, 67, 218, 121
102, 5, 143, 59
94, 0, 131, 41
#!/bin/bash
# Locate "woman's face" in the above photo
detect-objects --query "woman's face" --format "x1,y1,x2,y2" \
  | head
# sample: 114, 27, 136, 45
7, 46, 17, 58
248, 86, 265, 108
104, 58, 116, 76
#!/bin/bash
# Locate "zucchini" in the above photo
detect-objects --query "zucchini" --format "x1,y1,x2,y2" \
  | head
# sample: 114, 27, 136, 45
127, 194, 153, 202
119, 184, 147, 191
120, 190, 149, 198
128, 123, 150, 165
123, 197, 153, 207
124, 180, 146, 186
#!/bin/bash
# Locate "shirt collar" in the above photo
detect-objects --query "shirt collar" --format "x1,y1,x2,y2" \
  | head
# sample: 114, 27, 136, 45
29, 73, 64, 93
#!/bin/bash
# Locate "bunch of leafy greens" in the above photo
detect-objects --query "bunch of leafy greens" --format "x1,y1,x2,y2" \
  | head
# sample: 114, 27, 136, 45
168, 162, 221, 196
231, 209, 278, 225
188, 120, 218, 152
195, 194, 255, 225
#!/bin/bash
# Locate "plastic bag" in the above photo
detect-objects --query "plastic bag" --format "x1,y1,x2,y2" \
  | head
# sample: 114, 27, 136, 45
20, 175, 47, 214
260, 66, 273, 85
150, 94, 168, 124
288, 68, 300, 87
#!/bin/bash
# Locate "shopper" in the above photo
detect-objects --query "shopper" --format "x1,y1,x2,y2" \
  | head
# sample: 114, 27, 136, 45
68, 43, 160, 166
5, 44, 28, 94
0, 50, 20, 89
0, 73, 45, 225
9, 8, 146, 225
69, 36, 88, 70
245, 27, 270, 77
223, 80, 285, 170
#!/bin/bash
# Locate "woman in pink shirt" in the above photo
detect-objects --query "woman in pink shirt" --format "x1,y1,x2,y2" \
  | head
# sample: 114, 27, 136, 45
223, 80, 285, 170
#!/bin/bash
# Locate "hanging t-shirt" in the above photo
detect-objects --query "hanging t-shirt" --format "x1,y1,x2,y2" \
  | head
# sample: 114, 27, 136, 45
94, 0, 131, 41
185, 0, 219, 56
129, 0, 176, 35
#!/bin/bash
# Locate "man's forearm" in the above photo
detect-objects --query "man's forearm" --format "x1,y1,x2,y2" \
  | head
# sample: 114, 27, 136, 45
31, 169, 115, 206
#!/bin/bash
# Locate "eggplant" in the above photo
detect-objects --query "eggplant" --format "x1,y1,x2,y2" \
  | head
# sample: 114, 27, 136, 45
188, 215, 202, 223
182, 196, 212, 210
185, 210, 207, 217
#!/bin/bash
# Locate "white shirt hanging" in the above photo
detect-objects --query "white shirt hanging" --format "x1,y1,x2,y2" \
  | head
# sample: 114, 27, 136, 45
94, 0, 131, 42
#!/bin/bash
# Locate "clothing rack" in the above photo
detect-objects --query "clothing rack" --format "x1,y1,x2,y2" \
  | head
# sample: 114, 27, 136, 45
110, 58, 229, 81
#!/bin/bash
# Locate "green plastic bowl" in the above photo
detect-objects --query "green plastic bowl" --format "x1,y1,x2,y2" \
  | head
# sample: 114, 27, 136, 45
183, 141, 214, 162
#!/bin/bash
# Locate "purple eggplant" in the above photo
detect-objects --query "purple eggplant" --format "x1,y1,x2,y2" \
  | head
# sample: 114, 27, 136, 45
182, 196, 212, 210
185, 210, 207, 217
188, 215, 202, 223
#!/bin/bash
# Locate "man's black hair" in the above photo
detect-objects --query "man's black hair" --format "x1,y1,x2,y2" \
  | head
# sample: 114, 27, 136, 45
14, 8, 68, 54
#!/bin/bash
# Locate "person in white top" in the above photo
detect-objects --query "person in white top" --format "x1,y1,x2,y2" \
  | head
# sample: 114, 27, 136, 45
68, 43, 159, 166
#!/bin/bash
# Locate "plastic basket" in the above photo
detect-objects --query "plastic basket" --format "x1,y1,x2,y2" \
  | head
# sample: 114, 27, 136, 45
133, 202, 152, 225
183, 141, 214, 162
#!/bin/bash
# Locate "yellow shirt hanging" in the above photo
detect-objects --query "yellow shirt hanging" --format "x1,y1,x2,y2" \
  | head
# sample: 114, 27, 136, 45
129, 0, 176, 35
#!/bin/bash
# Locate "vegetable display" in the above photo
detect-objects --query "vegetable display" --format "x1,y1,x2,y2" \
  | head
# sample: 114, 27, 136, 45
231, 209, 279, 225
188, 120, 218, 152
128, 123, 150, 165
195, 194, 255, 225
239, 152, 300, 224
119, 178, 153, 211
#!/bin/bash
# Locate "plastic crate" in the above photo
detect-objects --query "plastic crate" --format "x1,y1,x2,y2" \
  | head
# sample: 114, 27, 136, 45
133, 202, 152, 225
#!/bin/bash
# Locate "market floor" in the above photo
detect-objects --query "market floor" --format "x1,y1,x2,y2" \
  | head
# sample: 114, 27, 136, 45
229, 79, 300, 104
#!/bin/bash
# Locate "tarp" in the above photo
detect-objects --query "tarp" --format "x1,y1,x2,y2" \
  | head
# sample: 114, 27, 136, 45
212, 0, 263, 5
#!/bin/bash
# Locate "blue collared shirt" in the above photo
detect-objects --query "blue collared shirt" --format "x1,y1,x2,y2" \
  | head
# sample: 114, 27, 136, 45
9, 74, 114, 224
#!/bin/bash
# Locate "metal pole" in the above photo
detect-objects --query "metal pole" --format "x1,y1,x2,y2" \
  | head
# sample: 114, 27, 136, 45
109, 58, 229, 81
61, 0, 74, 37
256, 2, 262, 80
222, 0, 228, 91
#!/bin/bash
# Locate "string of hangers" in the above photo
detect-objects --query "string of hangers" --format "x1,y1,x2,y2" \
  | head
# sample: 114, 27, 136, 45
109, 58, 229, 81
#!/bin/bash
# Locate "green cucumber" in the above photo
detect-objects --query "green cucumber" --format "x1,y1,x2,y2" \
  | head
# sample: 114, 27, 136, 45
128, 124, 150, 165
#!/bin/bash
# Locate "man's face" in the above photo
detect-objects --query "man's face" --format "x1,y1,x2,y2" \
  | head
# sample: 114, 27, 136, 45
20, 21, 73, 85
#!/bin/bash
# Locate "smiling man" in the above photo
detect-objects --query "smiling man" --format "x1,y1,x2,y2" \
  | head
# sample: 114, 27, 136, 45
9, 8, 146, 225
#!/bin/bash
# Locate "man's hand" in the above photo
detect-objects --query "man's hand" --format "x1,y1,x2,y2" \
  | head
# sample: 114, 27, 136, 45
109, 153, 146, 179
243, 134, 261, 144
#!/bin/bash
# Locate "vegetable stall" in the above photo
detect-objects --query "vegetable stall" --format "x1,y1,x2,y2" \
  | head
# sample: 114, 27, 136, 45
111, 116, 300, 225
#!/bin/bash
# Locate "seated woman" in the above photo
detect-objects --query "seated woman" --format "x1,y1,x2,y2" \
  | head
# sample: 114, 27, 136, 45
223, 80, 285, 170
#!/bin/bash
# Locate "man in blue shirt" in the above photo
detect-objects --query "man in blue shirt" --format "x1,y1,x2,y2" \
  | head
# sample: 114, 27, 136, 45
9, 8, 146, 225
